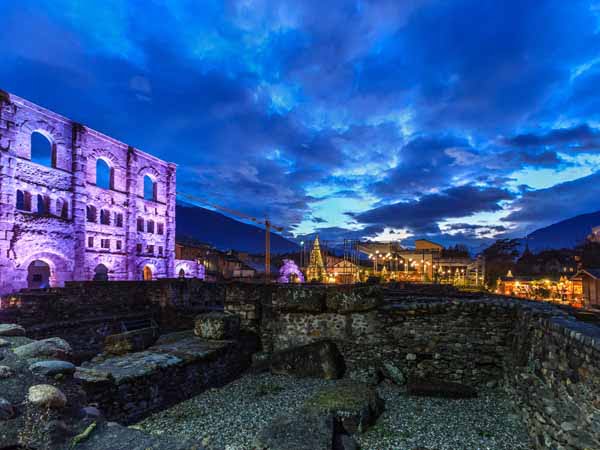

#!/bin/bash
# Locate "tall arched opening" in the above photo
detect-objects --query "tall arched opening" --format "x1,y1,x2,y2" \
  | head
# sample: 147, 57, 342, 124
93, 264, 109, 281
143, 265, 153, 281
27, 260, 51, 289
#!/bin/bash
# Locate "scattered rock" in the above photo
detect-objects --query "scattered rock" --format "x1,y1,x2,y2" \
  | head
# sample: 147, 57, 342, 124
80, 406, 103, 419
194, 312, 240, 340
0, 338, 9, 347
14, 337, 72, 360
28, 384, 68, 409
303, 381, 384, 433
254, 411, 334, 450
0, 323, 25, 336
407, 380, 477, 399
104, 327, 159, 355
560, 421, 577, 432
29, 360, 76, 376
0, 365, 14, 379
380, 361, 406, 386
0, 397, 15, 420
270, 340, 345, 380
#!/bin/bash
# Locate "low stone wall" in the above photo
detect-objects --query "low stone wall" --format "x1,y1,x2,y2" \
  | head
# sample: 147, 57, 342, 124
507, 307, 600, 449
3, 281, 600, 448
76, 332, 254, 424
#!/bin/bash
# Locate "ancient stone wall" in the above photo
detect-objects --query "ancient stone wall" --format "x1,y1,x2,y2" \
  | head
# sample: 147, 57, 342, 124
0, 90, 177, 295
2, 280, 599, 448
506, 307, 600, 449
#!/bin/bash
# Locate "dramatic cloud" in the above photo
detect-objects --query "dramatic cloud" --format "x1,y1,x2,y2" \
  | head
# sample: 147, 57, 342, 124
2, 0, 600, 247
503, 171, 600, 227
352, 185, 514, 235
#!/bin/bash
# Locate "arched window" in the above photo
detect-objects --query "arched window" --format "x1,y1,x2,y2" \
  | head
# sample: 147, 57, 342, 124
86, 205, 97, 223
16, 190, 32, 211
114, 212, 123, 227
56, 198, 69, 219
147, 220, 154, 234
100, 209, 111, 225
96, 159, 113, 189
143, 175, 157, 201
178, 268, 186, 278
137, 217, 144, 232
31, 131, 54, 167
36, 194, 49, 215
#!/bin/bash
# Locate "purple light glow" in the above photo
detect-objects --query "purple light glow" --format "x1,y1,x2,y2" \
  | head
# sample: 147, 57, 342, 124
277, 259, 305, 283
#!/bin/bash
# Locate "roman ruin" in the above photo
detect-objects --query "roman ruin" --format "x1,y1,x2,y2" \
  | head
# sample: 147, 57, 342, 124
0, 90, 180, 295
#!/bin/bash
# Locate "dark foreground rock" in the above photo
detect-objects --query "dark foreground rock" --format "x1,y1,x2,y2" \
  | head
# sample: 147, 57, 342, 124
254, 412, 334, 450
407, 380, 477, 399
303, 382, 384, 433
13, 337, 72, 360
270, 340, 345, 380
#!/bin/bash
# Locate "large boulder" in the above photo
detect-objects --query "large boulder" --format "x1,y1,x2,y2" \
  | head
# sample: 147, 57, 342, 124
29, 360, 76, 377
0, 323, 25, 336
104, 327, 159, 355
407, 380, 477, 399
13, 337, 72, 360
194, 312, 240, 340
254, 411, 334, 450
28, 384, 68, 409
303, 382, 384, 433
270, 340, 345, 380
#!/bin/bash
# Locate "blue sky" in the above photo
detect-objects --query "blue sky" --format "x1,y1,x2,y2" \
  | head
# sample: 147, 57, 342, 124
2, 0, 600, 248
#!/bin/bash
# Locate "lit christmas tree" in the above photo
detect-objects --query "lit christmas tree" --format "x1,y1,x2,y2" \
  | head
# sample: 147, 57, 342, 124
306, 235, 326, 282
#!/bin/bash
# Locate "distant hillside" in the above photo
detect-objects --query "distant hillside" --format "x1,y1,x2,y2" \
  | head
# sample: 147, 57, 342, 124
176, 204, 299, 254
526, 210, 600, 252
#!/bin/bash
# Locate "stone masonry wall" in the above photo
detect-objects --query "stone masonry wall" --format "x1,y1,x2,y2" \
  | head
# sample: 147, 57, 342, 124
2, 281, 599, 448
0, 90, 177, 295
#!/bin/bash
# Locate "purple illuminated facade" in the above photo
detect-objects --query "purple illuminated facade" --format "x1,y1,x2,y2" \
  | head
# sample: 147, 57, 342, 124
0, 90, 178, 295
277, 259, 305, 283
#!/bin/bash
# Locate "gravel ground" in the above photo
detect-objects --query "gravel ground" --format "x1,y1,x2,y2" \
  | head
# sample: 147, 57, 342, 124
135, 373, 532, 450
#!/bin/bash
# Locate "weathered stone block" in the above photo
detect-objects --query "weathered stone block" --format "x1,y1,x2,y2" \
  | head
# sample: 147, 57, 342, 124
104, 327, 159, 355
270, 340, 345, 380
13, 337, 72, 360
254, 411, 334, 450
303, 382, 384, 434
325, 286, 383, 313
194, 312, 240, 340
273, 286, 326, 313
0, 323, 25, 336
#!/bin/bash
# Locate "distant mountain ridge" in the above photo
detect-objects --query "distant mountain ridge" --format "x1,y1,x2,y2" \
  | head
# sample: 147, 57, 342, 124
525, 210, 600, 252
176, 204, 299, 254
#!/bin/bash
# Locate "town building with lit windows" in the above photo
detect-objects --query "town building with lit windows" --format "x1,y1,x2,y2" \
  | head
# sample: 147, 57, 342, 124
0, 90, 177, 295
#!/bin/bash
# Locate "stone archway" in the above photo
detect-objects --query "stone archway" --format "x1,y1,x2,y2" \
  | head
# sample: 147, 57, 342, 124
27, 260, 51, 289
93, 264, 109, 281
143, 265, 153, 281
19, 251, 73, 290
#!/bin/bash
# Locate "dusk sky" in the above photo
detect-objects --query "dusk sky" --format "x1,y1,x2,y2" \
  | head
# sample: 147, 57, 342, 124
2, 0, 600, 248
